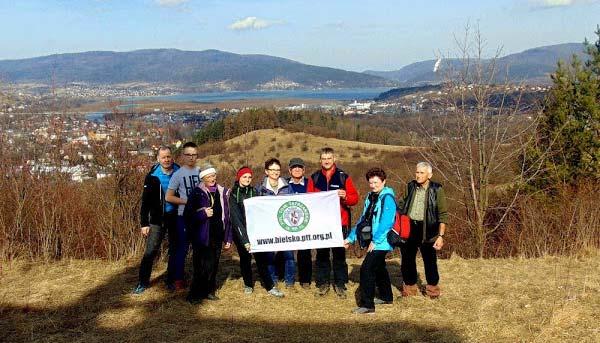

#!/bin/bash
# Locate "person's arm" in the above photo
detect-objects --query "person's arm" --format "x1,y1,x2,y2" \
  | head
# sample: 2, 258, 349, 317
345, 200, 368, 248
223, 189, 232, 248
228, 192, 250, 246
165, 188, 186, 205
139, 174, 153, 229
433, 187, 448, 250
342, 176, 359, 206
307, 174, 319, 193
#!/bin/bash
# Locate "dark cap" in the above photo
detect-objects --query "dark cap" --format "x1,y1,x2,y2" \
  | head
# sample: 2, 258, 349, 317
288, 157, 305, 168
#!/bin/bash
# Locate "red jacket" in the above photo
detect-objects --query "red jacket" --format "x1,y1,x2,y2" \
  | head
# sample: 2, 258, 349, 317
308, 165, 358, 226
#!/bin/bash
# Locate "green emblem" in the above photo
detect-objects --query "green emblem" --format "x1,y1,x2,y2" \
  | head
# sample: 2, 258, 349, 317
277, 201, 310, 232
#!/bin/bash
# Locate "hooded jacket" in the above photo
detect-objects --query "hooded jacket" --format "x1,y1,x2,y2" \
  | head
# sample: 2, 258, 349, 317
139, 162, 180, 227
347, 186, 396, 251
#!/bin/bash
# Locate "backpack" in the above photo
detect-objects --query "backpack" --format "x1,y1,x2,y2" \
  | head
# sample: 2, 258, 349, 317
387, 201, 411, 246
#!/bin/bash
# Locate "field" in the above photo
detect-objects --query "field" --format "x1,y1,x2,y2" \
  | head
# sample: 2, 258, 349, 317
1, 254, 598, 343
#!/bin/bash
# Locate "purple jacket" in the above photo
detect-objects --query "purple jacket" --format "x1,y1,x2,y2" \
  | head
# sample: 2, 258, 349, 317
184, 182, 232, 247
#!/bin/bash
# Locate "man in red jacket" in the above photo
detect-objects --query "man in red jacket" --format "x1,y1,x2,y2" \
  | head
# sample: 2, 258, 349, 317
308, 147, 359, 298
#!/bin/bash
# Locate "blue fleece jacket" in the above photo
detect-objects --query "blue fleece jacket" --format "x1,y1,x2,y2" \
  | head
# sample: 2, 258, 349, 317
347, 186, 396, 251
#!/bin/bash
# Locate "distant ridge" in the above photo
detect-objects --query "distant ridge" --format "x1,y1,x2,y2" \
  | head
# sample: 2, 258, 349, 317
364, 43, 586, 85
0, 49, 393, 91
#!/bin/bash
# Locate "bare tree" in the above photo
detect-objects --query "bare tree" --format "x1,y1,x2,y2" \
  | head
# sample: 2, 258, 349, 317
412, 25, 544, 257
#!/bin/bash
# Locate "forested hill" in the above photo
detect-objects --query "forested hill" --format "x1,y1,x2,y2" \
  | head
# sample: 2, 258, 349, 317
364, 43, 586, 85
0, 49, 393, 91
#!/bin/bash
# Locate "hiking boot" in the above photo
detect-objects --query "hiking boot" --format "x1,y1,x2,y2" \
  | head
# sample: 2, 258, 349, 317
315, 285, 329, 297
401, 283, 419, 297
268, 287, 285, 298
206, 293, 220, 301
352, 307, 375, 314
165, 281, 176, 292
244, 286, 254, 295
186, 294, 202, 305
333, 285, 347, 299
425, 285, 441, 299
285, 283, 296, 291
132, 284, 147, 295
300, 282, 311, 290
374, 297, 393, 305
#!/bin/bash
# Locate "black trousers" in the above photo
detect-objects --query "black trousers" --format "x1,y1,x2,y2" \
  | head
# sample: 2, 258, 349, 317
359, 250, 393, 309
399, 220, 439, 286
232, 234, 274, 291
253, 252, 275, 291
189, 236, 223, 300
297, 249, 313, 284
233, 234, 253, 288
138, 212, 176, 286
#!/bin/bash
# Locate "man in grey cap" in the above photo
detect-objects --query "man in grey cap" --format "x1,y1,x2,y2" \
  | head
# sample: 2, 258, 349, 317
286, 157, 315, 289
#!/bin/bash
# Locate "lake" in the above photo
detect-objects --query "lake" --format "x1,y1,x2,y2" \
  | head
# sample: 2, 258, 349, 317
126, 88, 392, 103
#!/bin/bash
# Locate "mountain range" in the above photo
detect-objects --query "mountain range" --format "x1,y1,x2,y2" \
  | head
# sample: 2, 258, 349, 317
364, 43, 586, 85
0, 43, 587, 91
0, 49, 392, 91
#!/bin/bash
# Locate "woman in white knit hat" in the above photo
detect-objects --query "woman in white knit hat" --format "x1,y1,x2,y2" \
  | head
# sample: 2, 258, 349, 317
184, 163, 232, 304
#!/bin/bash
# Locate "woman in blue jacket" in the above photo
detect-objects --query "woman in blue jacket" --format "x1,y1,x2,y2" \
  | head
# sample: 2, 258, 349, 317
345, 167, 396, 314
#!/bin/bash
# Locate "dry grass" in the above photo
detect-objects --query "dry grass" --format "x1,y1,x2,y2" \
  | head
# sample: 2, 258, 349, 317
1, 254, 598, 343
200, 128, 417, 173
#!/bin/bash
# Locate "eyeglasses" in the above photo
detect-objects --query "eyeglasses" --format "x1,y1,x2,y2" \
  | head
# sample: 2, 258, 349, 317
267, 168, 281, 172
183, 153, 198, 157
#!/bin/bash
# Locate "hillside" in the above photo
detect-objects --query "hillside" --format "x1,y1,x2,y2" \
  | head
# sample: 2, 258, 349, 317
197, 128, 416, 174
1, 255, 598, 342
0, 49, 392, 91
364, 43, 586, 85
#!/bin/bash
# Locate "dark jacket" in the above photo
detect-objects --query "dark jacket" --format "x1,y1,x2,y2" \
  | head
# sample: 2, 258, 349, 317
256, 176, 291, 196
307, 165, 359, 226
228, 181, 258, 245
139, 163, 179, 227
398, 180, 448, 242
184, 182, 232, 246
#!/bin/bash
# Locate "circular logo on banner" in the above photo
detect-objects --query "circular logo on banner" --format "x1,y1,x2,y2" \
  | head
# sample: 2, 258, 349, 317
277, 201, 310, 232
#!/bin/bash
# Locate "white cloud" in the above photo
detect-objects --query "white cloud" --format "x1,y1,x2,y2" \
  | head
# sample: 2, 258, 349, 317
531, 0, 598, 8
155, 0, 189, 7
229, 17, 284, 30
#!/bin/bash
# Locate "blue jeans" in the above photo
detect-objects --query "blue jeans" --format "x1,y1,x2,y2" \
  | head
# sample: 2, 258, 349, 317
267, 250, 296, 285
168, 216, 189, 282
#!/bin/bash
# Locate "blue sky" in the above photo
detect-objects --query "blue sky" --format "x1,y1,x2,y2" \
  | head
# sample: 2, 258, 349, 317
1, 0, 598, 71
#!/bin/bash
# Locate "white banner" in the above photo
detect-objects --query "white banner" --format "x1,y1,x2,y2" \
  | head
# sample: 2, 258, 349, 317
244, 190, 343, 252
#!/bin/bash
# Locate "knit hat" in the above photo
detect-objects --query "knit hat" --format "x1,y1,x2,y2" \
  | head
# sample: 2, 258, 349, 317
236, 166, 253, 181
199, 163, 217, 179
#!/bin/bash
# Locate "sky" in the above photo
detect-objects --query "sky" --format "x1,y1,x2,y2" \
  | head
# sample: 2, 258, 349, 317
0, 0, 599, 71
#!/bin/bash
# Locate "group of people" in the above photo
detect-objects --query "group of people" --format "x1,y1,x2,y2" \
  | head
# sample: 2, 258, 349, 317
134, 142, 448, 314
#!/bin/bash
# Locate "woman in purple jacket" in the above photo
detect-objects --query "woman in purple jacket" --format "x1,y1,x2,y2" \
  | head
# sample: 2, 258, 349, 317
184, 164, 232, 304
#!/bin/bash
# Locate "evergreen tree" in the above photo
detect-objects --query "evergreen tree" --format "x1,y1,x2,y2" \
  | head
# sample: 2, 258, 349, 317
525, 27, 600, 189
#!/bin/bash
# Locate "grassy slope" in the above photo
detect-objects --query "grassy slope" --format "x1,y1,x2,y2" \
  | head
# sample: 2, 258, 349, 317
1, 254, 598, 343
200, 128, 416, 174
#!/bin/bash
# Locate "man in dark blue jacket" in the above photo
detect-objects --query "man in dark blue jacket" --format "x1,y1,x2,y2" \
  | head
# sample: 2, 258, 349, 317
133, 146, 179, 294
